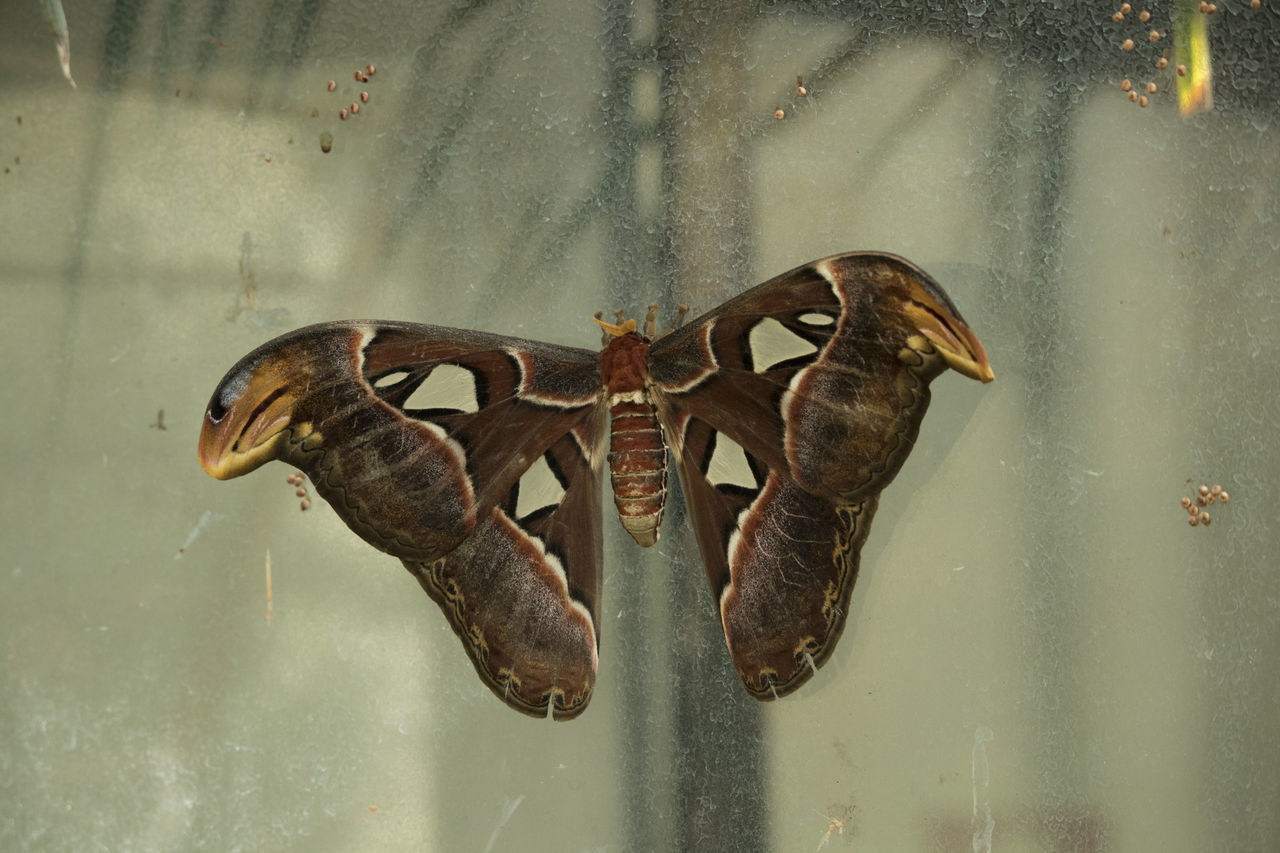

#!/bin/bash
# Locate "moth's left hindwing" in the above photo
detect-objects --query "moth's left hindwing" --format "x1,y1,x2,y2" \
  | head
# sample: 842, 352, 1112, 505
405, 415, 607, 719
199, 321, 608, 718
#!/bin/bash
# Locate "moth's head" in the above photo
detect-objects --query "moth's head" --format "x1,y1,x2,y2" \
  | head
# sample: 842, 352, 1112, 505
592, 314, 638, 339
594, 303, 688, 343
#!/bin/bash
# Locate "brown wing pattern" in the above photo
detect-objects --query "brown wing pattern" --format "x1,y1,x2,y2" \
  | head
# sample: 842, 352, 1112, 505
649, 252, 992, 698
404, 416, 607, 719
198, 320, 608, 718
197, 252, 993, 717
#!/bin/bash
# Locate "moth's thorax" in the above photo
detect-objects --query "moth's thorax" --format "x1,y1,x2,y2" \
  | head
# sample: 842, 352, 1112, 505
599, 331, 649, 396
600, 331, 667, 547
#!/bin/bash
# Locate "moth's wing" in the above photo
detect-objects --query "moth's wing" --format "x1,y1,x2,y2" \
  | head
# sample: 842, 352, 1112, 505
199, 320, 609, 718
648, 252, 992, 698
404, 412, 607, 720
199, 320, 602, 561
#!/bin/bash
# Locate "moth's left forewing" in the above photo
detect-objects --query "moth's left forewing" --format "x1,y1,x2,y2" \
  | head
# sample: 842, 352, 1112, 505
199, 322, 603, 564
648, 252, 992, 699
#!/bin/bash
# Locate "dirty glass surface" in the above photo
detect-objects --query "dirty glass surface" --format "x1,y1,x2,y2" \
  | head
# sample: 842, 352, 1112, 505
2, 1, 1278, 851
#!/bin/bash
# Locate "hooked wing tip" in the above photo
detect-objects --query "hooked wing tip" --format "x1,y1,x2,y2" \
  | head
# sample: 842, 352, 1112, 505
901, 295, 995, 384
197, 368, 297, 479
933, 325, 995, 383
820, 252, 995, 384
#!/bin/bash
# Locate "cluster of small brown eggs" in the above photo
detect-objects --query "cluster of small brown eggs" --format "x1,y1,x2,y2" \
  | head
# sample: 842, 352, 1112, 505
1181, 482, 1229, 527
773, 76, 810, 120
1113, 1, 1264, 108
1111, 4, 1167, 107
286, 471, 312, 511
1195, 2, 1263, 14
327, 64, 376, 122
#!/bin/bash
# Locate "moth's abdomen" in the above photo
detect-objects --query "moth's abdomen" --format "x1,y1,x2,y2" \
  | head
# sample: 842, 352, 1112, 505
598, 330, 666, 547
607, 400, 667, 547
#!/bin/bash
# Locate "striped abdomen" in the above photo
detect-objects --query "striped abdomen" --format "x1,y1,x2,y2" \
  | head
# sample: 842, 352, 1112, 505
607, 399, 667, 547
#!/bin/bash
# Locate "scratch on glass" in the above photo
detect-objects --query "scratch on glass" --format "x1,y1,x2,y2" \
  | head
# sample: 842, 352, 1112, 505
971, 726, 995, 853
42, 0, 75, 88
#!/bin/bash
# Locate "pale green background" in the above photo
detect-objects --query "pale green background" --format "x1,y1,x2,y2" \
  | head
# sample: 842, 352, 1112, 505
2, 1, 1278, 851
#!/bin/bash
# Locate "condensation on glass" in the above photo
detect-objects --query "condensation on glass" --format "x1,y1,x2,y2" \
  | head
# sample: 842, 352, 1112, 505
1, 2, 1277, 851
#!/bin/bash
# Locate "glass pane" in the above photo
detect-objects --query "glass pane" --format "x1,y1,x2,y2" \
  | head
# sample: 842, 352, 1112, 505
3, 2, 1277, 851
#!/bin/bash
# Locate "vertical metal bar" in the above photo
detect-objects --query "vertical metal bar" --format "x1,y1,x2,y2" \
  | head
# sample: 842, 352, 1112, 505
657, 3, 769, 851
